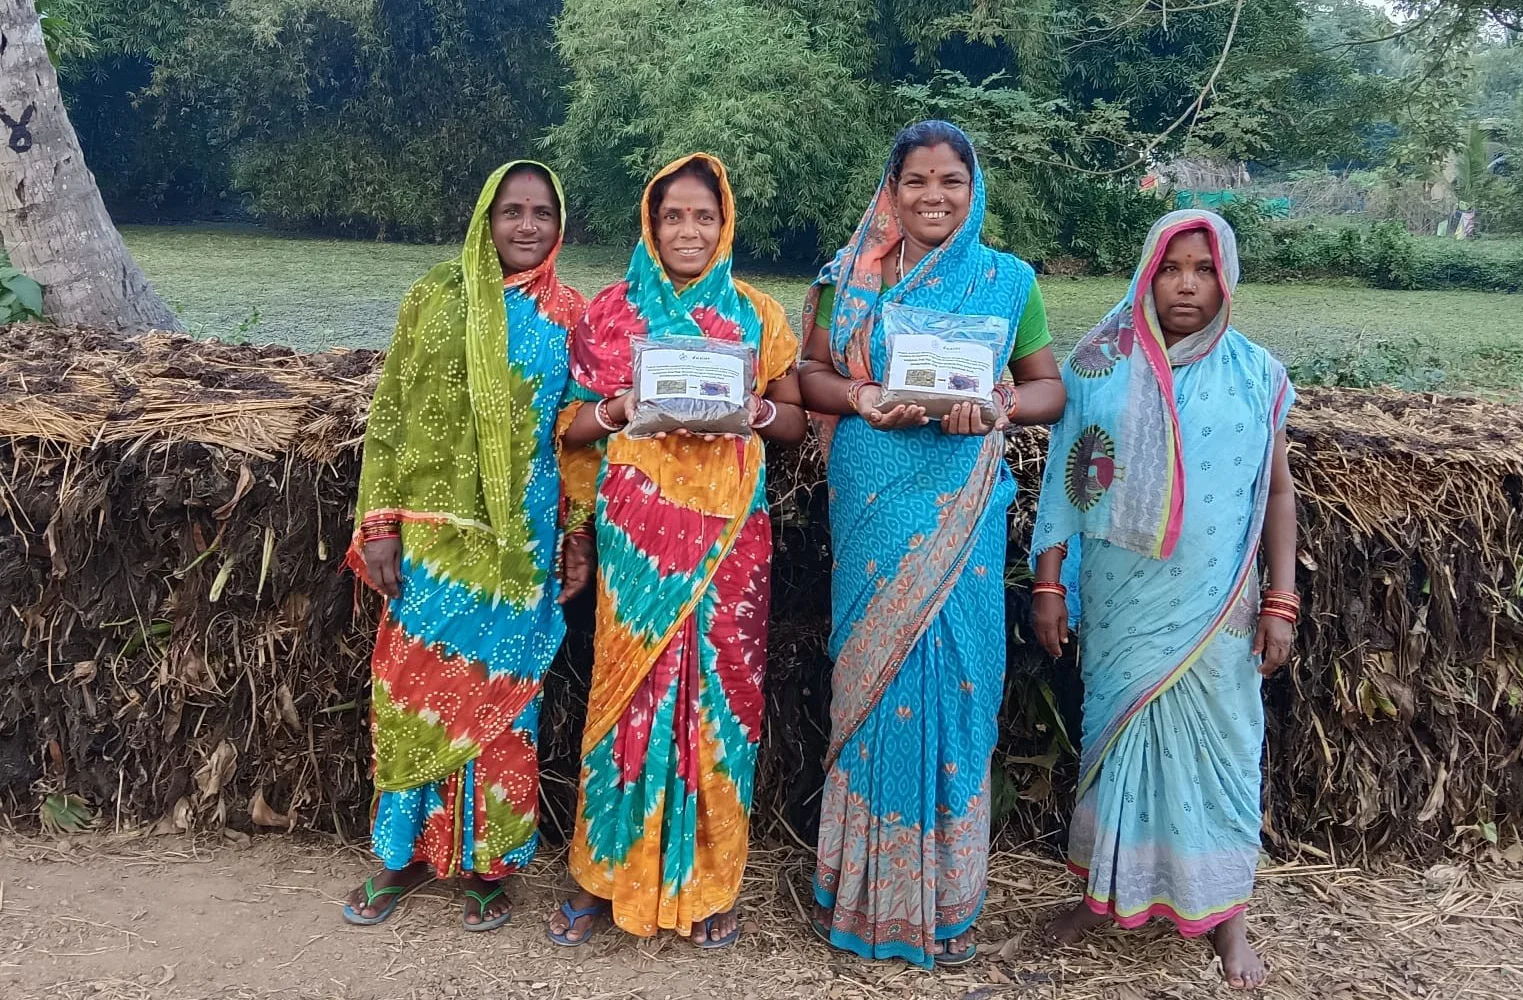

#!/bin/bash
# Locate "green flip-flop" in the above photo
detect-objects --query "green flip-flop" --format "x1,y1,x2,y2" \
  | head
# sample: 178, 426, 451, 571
462, 884, 512, 933
341, 873, 435, 926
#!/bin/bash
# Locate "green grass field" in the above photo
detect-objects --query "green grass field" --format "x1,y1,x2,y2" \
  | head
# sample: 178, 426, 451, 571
122, 225, 1522, 393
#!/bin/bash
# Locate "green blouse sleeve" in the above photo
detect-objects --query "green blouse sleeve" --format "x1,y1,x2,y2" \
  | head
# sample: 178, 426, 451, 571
1011, 281, 1052, 362
813, 283, 835, 332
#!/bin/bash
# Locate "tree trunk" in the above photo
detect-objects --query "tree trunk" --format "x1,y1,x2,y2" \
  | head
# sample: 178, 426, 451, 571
0, 1, 181, 331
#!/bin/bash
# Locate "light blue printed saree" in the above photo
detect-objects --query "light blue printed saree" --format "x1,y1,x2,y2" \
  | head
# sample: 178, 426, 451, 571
1031, 210, 1293, 935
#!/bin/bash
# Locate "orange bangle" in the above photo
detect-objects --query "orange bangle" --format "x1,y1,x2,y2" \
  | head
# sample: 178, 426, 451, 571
1032, 582, 1067, 597
1259, 607, 1298, 624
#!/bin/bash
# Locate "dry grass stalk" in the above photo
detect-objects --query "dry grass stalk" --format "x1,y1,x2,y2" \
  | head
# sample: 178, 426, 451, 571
0, 324, 1518, 863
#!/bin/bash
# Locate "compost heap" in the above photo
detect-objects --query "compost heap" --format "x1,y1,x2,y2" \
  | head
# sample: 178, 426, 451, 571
1, 323, 1518, 859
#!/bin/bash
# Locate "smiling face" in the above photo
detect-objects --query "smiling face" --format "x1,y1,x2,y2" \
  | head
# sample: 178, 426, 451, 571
653, 172, 723, 284
1151, 229, 1225, 339
490, 168, 560, 275
892, 142, 972, 250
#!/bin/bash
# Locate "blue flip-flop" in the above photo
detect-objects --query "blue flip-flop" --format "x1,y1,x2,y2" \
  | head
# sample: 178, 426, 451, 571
546, 899, 609, 947
936, 941, 977, 967
341, 874, 435, 926
462, 884, 512, 933
695, 911, 741, 950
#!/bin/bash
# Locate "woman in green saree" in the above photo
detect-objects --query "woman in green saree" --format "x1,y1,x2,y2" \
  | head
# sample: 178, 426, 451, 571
341, 162, 595, 931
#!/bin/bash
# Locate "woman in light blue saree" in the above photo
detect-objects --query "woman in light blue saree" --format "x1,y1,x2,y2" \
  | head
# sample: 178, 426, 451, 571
1030, 210, 1299, 990
798, 121, 1065, 968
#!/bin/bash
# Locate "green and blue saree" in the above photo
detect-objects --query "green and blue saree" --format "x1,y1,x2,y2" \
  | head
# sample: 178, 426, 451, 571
348, 162, 590, 880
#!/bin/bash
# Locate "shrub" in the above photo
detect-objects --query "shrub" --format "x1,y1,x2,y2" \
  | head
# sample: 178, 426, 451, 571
1286, 333, 1447, 392
1046, 179, 1171, 274
0, 252, 44, 323
1412, 241, 1523, 293
1244, 222, 1366, 280
1239, 219, 1522, 292
1366, 220, 1420, 290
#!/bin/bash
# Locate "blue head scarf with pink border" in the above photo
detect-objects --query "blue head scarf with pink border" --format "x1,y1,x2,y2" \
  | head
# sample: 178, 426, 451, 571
1031, 209, 1281, 563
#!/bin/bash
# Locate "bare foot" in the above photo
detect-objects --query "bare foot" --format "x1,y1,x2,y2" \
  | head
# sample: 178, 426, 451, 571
1043, 902, 1110, 945
1212, 911, 1267, 990
690, 907, 739, 947
460, 874, 511, 927
546, 889, 607, 944
343, 862, 433, 921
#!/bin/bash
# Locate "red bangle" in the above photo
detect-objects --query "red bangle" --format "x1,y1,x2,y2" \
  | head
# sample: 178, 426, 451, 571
1259, 607, 1298, 624
846, 379, 880, 412
1032, 582, 1067, 597
363, 531, 400, 542
996, 384, 1020, 421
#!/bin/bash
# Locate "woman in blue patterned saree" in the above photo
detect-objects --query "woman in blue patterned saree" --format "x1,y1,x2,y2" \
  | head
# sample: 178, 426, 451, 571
798, 120, 1065, 968
1030, 210, 1298, 990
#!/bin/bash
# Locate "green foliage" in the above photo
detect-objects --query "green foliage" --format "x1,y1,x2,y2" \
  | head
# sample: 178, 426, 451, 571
0, 252, 46, 323
1470, 38, 1523, 120
1411, 237, 1523, 290
35, 0, 94, 65
179, 0, 567, 241
61, 52, 229, 222
65, 0, 1523, 264
1236, 215, 1523, 291
554, 0, 1365, 262
40, 792, 96, 834
1245, 220, 1368, 278
1287, 332, 1449, 392
1367, 220, 1423, 289
1492, 97, 1523, 233
550, 0, 883, 255
65, 1, 566, 241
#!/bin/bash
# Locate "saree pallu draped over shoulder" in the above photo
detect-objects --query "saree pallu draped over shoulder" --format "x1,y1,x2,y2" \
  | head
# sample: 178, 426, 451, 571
807, 123, 1041, 969
349, 162, 591, 879
562, 154, 799, 937
1031, 210, 1294, 935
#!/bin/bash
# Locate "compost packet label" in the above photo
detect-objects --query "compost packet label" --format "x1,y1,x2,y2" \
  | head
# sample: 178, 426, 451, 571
637, 347, 746, 406
885, 334, 996, 399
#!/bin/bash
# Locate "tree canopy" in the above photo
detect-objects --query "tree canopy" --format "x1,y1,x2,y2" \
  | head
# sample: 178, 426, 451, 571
56, 0, 1523, 259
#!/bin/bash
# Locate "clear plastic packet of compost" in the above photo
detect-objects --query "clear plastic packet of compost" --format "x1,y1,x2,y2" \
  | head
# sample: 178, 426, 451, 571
626, 336, 757, 439
875, 301, 1008, 423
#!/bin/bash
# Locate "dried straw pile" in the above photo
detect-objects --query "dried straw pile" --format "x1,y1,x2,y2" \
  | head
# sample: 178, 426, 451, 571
1, 325, 1518, 859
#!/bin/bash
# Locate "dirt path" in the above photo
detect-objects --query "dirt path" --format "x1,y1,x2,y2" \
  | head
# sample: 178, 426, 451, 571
2, 833, 1520, 1000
